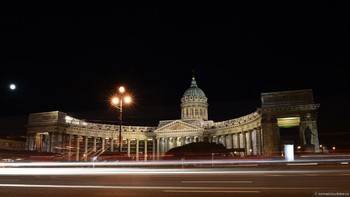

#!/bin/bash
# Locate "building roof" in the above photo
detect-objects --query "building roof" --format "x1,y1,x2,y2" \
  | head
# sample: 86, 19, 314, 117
182, 77, 207, 99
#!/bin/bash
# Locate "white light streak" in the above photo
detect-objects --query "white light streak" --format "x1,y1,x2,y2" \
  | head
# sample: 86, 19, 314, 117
164, 190, 260, 193
1, 156, 350, 168
181, 181, 253, 184
0, 184, 334, 191
286, 163, 318, 166
1, 167, 349, 176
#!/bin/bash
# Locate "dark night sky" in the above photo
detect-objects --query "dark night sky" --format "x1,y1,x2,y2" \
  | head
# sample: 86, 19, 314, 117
1, 1, 349, 147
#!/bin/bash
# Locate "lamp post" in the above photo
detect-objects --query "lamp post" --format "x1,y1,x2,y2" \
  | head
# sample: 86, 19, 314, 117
111, 86, 132, 153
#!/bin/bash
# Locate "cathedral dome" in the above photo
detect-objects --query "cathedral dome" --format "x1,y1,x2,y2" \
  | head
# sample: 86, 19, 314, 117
182, 77, 207, 99
181, 76, 208, 120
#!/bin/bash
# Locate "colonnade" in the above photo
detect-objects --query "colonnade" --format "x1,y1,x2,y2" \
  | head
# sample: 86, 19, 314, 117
155, 136, 201, 159
26, 132, 158, 161
210, 128, 263, 156
26, 128, 263, 161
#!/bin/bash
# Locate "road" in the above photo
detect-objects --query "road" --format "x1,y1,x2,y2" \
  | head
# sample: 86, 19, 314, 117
0, 161, 349, 197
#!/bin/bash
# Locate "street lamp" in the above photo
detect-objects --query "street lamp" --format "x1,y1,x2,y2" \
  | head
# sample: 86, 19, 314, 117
111, 86, 132, 153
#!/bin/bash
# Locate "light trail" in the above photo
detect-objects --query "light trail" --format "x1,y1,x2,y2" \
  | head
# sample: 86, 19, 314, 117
0, 183, 335, 191
0, 157, 349, 168
181, 181, 253, 184
286, 162, 318, 166
163, 190, 260, 193
1, 167, 350, 176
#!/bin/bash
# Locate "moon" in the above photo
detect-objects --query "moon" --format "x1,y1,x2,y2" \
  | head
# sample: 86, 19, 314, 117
9, 84, 16, 90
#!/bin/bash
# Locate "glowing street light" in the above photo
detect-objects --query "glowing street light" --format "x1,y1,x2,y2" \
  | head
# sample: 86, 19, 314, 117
111, 86, 132, 153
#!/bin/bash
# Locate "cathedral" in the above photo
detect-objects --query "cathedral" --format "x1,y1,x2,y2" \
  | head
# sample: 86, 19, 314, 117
25, 76, 321, 161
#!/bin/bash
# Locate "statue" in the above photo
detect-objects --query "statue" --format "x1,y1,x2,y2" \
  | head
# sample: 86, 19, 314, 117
304, 126, 314, 145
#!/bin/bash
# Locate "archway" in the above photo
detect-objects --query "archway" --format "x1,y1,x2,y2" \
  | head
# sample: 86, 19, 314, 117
277, 117, 301, 152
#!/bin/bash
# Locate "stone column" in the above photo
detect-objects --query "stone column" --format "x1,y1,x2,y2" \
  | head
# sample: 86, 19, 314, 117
35, 134, 40, 151
101, 138, 105, 153
93, 137, 97, 152
84, 136, 88, 161
255, 129, 260, 155
136, 139, 139, 161
235, 133, 240, 149
152, 139, 155, 160
48, 133, 53, 152
51, 132, 56, 152
163, 138, 169, 155
240, 132, 246, 156
231, 133, 236, 149
47, 132, 55, 152
252, 129, 258, 155
110, 136, 114, 152
156, 138, 160, 160
76, 135, 80, 161
68, 134, 72, 161
31, 133, 36, 151
246, 131, 252, 155
40, 134, 44, 152
61, 134, 65, 154
256, 128, 261, 155
174, 137, 178, 147
30, 133, 34, 150
159, 138, 163, 155
144, 139, 148, 161
161, 138, 165, 154
260, 128, 264, 155
127, 139, 131, 157
245, 131, 249, 155
44, 134, 49, 152
225, 134, 232, 149
168, 138, 172, 150
54, 132, 59, 152
222, 135, 226, 147
26, 133, 34, 151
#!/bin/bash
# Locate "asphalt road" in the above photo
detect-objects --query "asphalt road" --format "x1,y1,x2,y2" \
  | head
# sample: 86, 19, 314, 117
0, 163, 349, 197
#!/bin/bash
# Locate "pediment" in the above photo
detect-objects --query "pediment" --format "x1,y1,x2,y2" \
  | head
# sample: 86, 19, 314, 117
154, 120, 202, 133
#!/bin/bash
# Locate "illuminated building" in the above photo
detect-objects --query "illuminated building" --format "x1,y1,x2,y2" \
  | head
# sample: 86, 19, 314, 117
0, 136, 26, 151
25, 76, 320, 160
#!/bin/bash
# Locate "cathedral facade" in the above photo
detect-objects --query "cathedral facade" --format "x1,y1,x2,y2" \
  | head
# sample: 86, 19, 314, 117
25, 76, 320, 161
